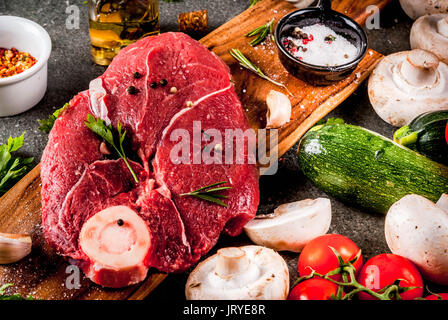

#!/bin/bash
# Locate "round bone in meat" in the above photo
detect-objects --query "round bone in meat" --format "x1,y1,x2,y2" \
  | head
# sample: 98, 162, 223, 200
79, 206, 151, 288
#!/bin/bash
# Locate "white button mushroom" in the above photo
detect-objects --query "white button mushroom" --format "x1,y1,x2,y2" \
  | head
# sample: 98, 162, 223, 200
266, 90, 292, 129
185, 246, 289, 300
385, 194, 448, 285
411, 14, 448, 65
244, 198, 331, 252
368, 49, 448, 126
399, 0, 448, 20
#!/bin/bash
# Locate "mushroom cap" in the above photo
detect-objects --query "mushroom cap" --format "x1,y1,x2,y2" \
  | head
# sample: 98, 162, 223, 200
368, 49, 448, 126
385, 194, 448, 285
399, 0, 448, 20
185, 246, 289, 300
411, 14, 448, 64
244, 198, 331, 252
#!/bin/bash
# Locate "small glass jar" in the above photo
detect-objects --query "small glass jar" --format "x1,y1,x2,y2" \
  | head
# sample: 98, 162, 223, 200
88, 0, 160, 66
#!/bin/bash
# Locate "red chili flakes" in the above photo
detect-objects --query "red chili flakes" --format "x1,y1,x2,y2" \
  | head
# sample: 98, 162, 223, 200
0, 47, 37, 78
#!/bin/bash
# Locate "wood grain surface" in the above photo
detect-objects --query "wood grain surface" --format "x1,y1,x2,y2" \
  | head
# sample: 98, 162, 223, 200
0, 0, 390, 300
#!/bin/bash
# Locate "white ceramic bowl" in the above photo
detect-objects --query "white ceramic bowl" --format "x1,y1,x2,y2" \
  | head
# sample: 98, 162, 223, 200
0, 16, 52, 117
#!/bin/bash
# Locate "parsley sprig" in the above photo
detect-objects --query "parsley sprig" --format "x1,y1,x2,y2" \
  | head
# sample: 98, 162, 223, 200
0, 133, 34, 195
245, 19, 274, 46
85, 114, 139, 183
0, 283, 33, 300
180, 181, 232, 207
38, 103, 69, 133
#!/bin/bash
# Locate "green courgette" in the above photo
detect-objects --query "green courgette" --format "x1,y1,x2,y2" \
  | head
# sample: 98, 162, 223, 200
298, 122, 448, 214
393, 111, 448, 166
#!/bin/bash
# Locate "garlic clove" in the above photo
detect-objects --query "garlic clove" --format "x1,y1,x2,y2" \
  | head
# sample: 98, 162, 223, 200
0, 233, 32, 264
266, 90, 292, 129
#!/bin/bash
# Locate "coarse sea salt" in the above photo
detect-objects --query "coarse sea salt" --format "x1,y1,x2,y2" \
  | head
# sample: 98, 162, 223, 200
285, 24, 358, 67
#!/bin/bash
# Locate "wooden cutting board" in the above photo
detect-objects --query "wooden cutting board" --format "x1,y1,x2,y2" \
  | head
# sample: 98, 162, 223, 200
0, 0, 390, 300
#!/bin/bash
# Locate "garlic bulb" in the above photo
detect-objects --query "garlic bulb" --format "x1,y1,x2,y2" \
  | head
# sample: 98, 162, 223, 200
0, 233, 32, 264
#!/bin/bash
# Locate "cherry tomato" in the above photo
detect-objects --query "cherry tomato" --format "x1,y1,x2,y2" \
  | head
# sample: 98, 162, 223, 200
288, 278, 342, 300
357, 254, 423, 300
425, 293, 448, 300
298, 234, 363, 281
445, 121, 448, 145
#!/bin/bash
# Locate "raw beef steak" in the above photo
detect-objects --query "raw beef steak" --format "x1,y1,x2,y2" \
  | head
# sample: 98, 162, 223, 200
41, 33, 259, 288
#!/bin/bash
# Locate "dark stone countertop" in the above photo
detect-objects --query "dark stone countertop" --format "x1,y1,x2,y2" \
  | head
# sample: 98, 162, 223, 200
1, 0, 435, 300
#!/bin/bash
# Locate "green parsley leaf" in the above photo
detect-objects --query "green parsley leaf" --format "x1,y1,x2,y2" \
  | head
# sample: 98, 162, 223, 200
0, 284, 33, 300
0, 133, 34, 195
37, 103, 69, 133
85, 115, 139, 183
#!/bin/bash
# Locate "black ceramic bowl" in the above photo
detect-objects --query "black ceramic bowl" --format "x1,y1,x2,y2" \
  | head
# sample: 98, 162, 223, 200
275, 0, 368, 86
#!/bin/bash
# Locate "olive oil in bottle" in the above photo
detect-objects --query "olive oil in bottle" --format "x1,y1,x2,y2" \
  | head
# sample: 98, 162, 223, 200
88, 0, 160, 66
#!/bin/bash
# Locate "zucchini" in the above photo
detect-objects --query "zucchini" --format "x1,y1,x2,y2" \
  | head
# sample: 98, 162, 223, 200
394, 111, 448, 166
298, 122, 448, 214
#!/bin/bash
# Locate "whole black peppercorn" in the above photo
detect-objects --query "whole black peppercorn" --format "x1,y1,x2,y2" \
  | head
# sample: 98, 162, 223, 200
133, 72, 142, 79
150, 82, 158, 88
117, 219, 124, 226
127, 86, 137, 95
159, 79, 168, 87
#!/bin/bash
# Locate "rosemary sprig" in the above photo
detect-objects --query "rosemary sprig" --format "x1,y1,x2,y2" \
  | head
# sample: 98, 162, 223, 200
180, 181, 232, 207
230, 49, 292, 95
245, 19, 274, 46
85, 114, 139, 184
249, 0, 262, 7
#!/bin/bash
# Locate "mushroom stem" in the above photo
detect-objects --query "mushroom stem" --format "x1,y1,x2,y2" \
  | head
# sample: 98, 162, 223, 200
399, 50, 439, 87
437, 17, 448, 37
215, 247, 250, 279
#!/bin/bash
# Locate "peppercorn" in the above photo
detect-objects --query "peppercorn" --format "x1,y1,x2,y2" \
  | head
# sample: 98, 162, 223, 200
117, 219, 124, 226
133, 71, 142, 79
159, 79, 168, 86
127, 86, 137, 95
150, 81, 158, 88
